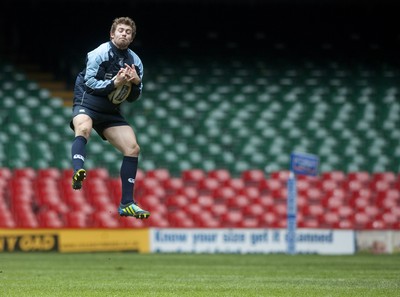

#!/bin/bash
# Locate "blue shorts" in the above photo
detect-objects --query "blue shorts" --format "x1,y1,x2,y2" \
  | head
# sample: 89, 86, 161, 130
70, 105, 129, 140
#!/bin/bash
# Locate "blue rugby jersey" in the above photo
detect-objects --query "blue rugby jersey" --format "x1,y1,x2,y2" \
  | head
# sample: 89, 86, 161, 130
73, 41, 143, 113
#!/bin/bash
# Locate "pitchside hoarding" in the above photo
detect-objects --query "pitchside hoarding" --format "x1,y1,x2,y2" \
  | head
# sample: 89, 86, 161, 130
150, 228, 356, 254
0, 229, 150, 253
1, 228, 356, 254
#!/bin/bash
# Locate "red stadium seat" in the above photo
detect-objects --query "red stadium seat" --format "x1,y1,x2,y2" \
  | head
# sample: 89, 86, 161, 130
207, 169, 231, 184
258, 178, 283, 195
0, 208, 16, 228
194, 195, 214, 209
335, 219, 354, 229
256, 194, 275, 208
329, 188, 347, 200
241, 169, 266, 186
225, 178, 245, 192
353, 212, 370, 229
61, 168, 74, 180
349, 197, 370, 210
140, 194, 163, 210
298, 218, 319, 228
221, 211, 243, 227
363, 205, 380, 219
321, 171, 346, 184
146, 203, 168, 219
305, 188, 323, 203
370, 179, 391, 193
296, 194, 308, 209
108, 178, 122, 203
240, 217, 260, 228
367, 220, 386, 230
318, 212, 340, 228
13, 167, 36, 179
37, 168, 61, 180
91, 211, 119, 228
168, 210, 195, 227
146, 212, 170, 227
351, 188, 373, 201
212, 186, 236, 202
272, 203, 287, 217
192, 211, 220, 228
377, 212, 398, 229
226, 194, 248, 210
243, 204, 265, 218
16, 214, 40, 228
85, 178, 111, 199
141, 177, 165, 197
163, 177, 185, 194
296, 179, 311, 196
258, 212, 278, 227
347, 172, 371, 185
208, 203, 228, 217
239, 186, 261, 201
197, 177, 220, 195
320, 179, 338, 193
65, 192, 93, 214
372, 172, 397, 184
64, 211, 88, 228
376, 190, 399, 210
181, 169, 206, 186
0, 168, 12, 180
322, 196, 345, 210
88, 167, 110, 179
166, 194, 188, 209
179, 186, 199, 201
302, 204, 325, 218
344, 179, 364, 194
269, 170, 290, 183
270, 186, 288, 201
184, 203, 203, 217
146, 168, 171, 182
337, 205, 354, 220
390, 206, 400, 218
37, 210, 64, 228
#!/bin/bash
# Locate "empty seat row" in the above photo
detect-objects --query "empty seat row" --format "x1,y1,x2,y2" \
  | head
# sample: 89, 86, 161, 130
0, 167, 399, 229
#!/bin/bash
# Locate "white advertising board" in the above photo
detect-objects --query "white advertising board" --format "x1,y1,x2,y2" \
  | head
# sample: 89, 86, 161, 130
150, 228, 355, 255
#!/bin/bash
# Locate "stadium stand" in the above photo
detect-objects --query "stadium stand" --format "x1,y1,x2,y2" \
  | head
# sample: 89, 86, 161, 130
0, 1, 399, 228
1, 167, 399, 229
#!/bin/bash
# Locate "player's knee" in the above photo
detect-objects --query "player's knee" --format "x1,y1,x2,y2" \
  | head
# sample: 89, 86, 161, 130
133, 143, 140, 156
76, 126, 91, 139
126, 142, 140, 156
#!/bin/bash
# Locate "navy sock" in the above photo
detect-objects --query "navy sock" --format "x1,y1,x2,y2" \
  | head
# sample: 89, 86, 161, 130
120, 156, 138, 205
71, 136, 87, 172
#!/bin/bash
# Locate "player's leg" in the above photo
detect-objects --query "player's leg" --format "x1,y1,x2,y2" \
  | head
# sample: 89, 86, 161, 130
103, 125, 150, 219
71, 113, 93, 189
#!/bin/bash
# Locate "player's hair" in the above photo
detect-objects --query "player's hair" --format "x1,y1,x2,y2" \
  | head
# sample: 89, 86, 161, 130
110, 17, 136, 37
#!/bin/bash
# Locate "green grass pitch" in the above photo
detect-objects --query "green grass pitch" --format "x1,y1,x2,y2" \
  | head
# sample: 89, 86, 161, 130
1, 253, 399, 297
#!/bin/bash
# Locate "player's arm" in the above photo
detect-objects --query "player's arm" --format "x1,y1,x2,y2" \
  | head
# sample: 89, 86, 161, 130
84, 47, 115, 96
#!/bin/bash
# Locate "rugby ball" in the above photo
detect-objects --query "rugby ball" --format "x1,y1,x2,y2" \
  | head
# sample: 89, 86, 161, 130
108, 81, 132, 104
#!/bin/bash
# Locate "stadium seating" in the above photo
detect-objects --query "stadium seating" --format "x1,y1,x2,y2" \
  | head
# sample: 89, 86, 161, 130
1, 18, 399, 230
1, 47, 400, 177
0, 167, 399, 229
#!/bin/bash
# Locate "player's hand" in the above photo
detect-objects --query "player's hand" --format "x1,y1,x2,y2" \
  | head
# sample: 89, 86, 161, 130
113, 69, 129, 87
124, 63, 141, 85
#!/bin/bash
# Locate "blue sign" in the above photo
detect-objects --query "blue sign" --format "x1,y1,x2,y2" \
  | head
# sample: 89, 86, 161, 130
290, 152, 319, 176
287, 152, 319, 255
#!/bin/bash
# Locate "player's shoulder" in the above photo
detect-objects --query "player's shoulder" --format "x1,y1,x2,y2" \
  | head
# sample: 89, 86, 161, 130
88, 42, 111, 57
127, 49, 142, 64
